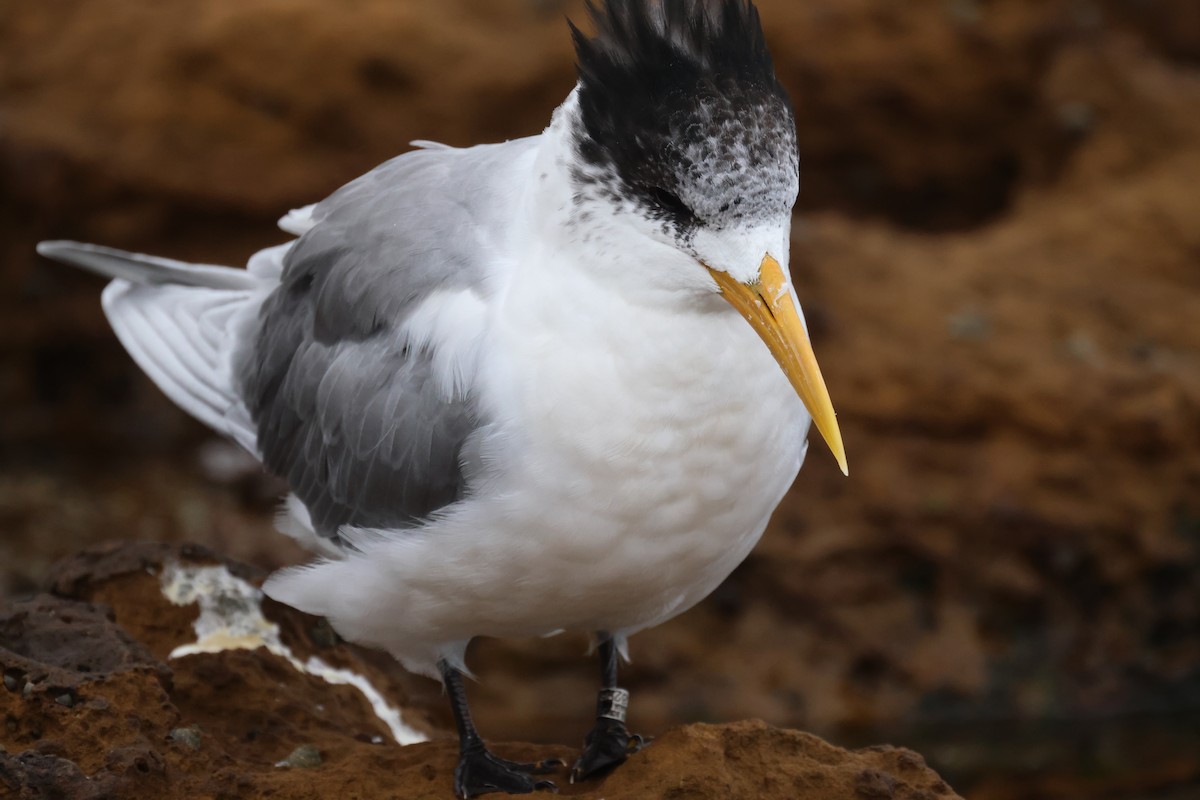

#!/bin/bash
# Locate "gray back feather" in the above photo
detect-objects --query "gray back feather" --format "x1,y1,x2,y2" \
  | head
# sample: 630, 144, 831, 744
236, 139, 534, 538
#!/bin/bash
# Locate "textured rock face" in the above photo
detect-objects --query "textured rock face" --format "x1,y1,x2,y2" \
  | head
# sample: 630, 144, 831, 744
1, 544, 445, 798
0, 544, 963, 799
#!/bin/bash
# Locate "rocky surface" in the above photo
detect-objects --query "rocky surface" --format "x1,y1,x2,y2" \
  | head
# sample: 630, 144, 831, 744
0, 544, 962, 799
2, 1, 1199, 798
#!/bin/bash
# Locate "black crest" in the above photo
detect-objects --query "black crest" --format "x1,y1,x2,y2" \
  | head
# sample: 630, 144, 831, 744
572, 0, 779, 90
570, 0, 797, 230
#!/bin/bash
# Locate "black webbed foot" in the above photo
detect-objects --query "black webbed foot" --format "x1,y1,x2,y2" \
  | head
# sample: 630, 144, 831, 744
454, 745, 559, 798
570, 716, 647, 783
440, 659, 560, 798
570, 639, 647, 783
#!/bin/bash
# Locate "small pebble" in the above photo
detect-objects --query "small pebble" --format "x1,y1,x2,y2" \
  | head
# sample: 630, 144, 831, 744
54, 692, 75, 708
309, 618, 339, 648
280, 744, 322, 769
171, 726, 203, 751
2, 674, 19, 692
1064, 330, 1100, 364
947, 309, 991, 341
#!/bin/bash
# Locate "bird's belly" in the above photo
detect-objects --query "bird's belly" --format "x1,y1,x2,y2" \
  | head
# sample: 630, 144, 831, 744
456, 297, 810, 636
295, 294, 814, 662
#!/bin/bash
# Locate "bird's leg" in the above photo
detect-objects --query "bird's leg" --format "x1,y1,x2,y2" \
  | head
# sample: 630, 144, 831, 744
570, 635, 646, 783
439, 660, 559, 798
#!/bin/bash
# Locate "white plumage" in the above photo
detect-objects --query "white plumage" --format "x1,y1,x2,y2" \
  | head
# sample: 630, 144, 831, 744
41, 2, 847, 794
41, 95, 812, 677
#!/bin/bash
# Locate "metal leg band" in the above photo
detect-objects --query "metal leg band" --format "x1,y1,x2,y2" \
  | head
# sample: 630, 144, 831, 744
597, 687, 630, 723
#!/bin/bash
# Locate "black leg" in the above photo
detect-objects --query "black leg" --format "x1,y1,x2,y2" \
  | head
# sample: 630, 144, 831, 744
439, 660, 559, 798
570, 635, 646, 783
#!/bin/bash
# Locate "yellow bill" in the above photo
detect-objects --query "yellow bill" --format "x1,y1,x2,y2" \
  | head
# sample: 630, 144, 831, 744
707, 255, 848, 476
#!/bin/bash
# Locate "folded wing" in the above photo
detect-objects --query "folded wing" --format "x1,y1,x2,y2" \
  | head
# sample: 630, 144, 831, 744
236, 140, 530, 540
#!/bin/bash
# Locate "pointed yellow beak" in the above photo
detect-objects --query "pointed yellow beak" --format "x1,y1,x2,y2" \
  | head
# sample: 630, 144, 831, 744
707, 255, 848, 476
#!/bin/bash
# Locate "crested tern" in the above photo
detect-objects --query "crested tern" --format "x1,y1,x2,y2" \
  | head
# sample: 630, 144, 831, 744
39, 0, 847, 795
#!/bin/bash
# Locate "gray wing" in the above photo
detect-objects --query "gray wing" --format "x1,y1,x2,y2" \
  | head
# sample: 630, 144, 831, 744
236, 139, 534, 539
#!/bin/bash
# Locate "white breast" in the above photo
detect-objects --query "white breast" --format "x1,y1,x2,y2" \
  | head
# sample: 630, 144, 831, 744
265, 258, 809, 677
449, 262, 809, 635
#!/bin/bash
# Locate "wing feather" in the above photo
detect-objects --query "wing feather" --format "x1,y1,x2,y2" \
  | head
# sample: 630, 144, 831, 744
236, 138, 535, 539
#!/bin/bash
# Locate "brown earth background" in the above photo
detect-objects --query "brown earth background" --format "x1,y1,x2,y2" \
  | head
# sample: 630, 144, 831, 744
2, 0, 1199, 798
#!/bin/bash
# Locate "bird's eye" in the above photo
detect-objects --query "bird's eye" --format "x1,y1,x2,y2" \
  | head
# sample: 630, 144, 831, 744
644, 186, 696, 222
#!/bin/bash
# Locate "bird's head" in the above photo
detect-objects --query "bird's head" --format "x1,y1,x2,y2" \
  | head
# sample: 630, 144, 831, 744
566, 0, 847, 475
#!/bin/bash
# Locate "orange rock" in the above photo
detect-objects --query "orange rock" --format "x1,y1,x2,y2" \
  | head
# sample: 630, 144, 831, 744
1, 543, 962, 799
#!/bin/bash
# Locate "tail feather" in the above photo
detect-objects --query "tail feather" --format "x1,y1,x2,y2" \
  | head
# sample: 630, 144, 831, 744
37, 240, 259, 290
37, 235, 361, 556
40, 239, 267, 453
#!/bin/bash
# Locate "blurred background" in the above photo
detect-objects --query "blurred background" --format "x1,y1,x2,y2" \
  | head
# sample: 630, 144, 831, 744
2, 0, 1198, 797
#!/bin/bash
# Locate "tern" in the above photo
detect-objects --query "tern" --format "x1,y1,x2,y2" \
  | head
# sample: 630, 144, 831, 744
39, 0, 847, 795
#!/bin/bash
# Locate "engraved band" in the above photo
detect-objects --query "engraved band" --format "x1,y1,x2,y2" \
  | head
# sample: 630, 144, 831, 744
597, 687, 630, 722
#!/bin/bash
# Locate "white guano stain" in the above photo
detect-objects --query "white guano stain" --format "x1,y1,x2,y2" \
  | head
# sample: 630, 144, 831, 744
160, 561, 426, 746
